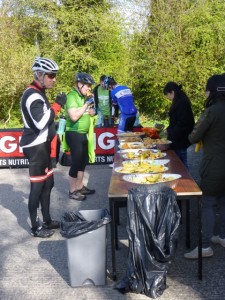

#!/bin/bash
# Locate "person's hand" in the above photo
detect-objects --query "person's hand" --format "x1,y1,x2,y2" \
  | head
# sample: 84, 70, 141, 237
85, 97, 94, 106
55, 92, 67, 107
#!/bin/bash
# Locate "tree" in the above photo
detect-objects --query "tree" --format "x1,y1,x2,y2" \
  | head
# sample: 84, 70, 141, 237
0, 0, 130, 127
129, 0, 225, 120
0, 11, 36, 127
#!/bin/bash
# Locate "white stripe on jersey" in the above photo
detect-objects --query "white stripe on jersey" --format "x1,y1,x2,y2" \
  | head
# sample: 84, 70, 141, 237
22, 128, 48, 148
115, 88, 132, 99
26, 93, 51, 130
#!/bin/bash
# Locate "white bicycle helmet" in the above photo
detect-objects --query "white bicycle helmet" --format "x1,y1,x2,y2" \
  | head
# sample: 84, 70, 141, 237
32, 57, 59, 73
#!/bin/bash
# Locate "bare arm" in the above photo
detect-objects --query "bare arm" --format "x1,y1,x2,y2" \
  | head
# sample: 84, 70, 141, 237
67, 103, 89, 122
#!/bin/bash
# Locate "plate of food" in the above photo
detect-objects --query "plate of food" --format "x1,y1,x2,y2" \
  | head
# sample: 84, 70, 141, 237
153, 139, 172, 151
118, 142, 145, 150
121, 149, 167, 160
142, 137, 158, 148
122, 159, 170, 166
118, 136, 143, 143
118, 148, 151, 153
116, 131, 145, 138
122, 173, 181, 189
114, 160, 169, 174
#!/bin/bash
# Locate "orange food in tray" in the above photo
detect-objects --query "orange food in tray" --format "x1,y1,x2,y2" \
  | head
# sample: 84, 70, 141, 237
141, 127, 160, 139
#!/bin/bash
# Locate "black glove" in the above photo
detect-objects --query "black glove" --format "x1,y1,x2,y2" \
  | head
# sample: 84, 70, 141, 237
55, 92, 67, 107
85, 97, 94, 106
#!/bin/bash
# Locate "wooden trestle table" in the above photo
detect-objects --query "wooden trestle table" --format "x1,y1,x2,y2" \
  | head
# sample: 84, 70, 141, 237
108, 148, 203, 280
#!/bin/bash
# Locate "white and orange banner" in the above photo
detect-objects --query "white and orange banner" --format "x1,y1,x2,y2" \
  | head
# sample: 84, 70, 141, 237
0, 127, 118, 168
0, 127, 142, 167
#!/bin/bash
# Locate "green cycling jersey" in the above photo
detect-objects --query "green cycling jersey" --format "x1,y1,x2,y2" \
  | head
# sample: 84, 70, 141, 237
65, 89, 90, 133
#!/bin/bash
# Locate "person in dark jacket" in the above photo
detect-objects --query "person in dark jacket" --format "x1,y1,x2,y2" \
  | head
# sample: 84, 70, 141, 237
20, 57, 67, 238
184, 74, 225, 259
163, 82, 195, 169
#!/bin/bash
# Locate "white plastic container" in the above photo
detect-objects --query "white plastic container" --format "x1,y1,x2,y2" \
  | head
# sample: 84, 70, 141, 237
66, 209, 107, 287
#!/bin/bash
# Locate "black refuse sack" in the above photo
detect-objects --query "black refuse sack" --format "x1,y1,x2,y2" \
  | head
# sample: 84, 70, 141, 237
60, 208, 111, 239
115, 186, 181, 299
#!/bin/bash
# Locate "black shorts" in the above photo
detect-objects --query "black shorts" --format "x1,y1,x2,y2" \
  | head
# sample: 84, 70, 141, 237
65, 131, 88, 177
23, 141, 52, 180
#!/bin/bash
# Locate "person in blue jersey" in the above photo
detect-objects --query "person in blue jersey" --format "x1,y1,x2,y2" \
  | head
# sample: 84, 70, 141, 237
103, 76, 138, 132
20, 57, 67, 238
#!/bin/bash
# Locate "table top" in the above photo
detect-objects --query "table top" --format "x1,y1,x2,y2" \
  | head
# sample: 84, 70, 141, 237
108, 149, 202, 198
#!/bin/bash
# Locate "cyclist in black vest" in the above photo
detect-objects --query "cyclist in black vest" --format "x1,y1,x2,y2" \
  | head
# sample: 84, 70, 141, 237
20, 57, 66, 238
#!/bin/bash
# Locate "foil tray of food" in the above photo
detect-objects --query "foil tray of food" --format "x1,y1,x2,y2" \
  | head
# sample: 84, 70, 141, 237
122, 173, 181, 190
121, 149, 167, 160
115, 159, 170, 174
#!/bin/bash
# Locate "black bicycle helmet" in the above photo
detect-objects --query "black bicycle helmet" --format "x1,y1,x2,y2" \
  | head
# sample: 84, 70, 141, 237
204, 74, 225, 108
206, 75, 225, 93
32, 57, 59, 73
75, 72, 95, 85
103, 76, 116, 89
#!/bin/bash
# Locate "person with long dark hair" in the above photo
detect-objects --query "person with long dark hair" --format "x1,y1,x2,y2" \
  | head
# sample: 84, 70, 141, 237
163, 81, 195, 169
184, 74, 225, 259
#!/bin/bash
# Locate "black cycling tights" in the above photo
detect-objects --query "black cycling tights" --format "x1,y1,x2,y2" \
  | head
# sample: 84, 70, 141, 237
29, 175, 54, 229
66, 131, 88, 178
23, 142, 54, 229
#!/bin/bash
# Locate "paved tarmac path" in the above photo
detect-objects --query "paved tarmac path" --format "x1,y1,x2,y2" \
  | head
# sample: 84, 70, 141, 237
0, 145, 225, 299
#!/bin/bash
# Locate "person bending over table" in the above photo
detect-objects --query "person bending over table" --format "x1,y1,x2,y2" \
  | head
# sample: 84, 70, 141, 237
103, 75, 138, 133
163, 81, 195, 170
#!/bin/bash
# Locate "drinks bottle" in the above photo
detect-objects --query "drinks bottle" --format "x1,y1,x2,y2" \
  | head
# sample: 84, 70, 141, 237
57, 115, 66, 135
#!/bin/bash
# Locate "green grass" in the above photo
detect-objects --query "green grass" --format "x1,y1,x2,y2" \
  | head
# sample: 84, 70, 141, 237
139, 114, 168, 128
0, 113, 168, 130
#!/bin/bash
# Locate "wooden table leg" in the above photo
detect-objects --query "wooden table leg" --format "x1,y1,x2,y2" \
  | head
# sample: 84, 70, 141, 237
115, 204, 119, 250
186, 199, 190, 249
109, 198, 117, 280
198, 196, 202, 280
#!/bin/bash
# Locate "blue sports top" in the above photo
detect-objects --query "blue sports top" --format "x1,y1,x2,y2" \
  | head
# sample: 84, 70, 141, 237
111, 85, 137, 115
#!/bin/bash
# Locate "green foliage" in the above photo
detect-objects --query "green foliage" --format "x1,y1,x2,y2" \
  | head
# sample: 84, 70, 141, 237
1, 0, 225, 128
0, 12, 36, 128
0, 0, 129, 127
139, 113, 168, 128
129, 0, 225, 120
50, 2, 129, 91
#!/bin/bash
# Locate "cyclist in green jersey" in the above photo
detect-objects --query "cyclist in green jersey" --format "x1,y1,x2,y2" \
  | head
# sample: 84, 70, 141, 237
93, 75, 112, 126
65, 72, 96, 201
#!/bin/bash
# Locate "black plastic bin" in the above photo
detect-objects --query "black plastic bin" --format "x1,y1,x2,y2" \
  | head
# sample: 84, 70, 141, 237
115, 186, 181, 298
60, 208, 111, 287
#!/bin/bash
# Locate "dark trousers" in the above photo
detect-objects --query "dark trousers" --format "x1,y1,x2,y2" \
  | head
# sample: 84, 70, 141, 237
23, 142, 54, 230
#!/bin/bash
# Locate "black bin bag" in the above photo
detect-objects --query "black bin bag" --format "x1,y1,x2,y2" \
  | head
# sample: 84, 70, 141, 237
60, 208, 111, 238
115, 186, 181, 298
